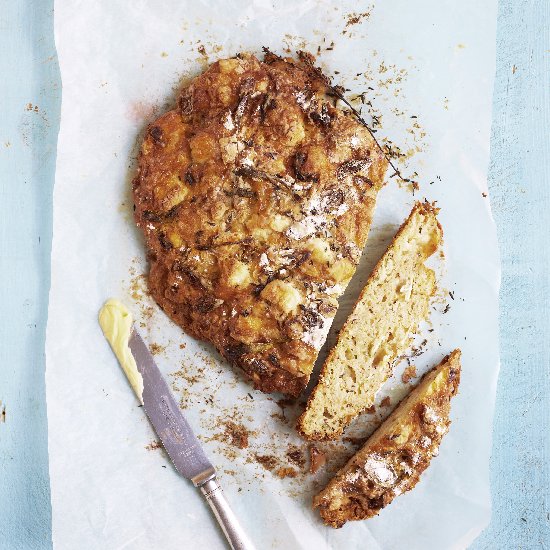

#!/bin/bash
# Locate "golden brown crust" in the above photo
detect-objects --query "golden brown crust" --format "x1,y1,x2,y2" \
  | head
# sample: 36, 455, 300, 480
313, 350, 461, 527
133, 52, 387, 395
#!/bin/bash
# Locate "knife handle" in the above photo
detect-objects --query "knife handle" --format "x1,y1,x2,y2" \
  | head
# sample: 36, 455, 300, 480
199, 477, 255, 550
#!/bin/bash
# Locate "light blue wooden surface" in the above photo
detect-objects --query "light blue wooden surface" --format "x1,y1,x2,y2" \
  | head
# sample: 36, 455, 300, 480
0, 1, 548, 548
0, 2, 58, 549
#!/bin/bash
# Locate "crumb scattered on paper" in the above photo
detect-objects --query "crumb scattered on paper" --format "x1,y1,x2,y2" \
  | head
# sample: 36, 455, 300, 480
145, 440, 162, 451
309, 445, 326, 474
223, 421, 250, 449
402, 365, 417, 384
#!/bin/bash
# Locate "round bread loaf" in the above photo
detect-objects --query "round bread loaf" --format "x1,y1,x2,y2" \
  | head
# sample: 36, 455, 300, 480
133, 51, 387, 395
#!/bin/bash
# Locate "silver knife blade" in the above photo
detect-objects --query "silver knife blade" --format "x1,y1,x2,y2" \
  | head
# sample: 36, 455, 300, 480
128, 328, 215, 486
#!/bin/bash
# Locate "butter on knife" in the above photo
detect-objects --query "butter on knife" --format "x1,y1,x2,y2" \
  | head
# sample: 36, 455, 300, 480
98, 298, 144, 403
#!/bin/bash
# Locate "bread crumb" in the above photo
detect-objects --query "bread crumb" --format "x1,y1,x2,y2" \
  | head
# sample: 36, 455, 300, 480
380, 396, 391, 408
286, 445, 306, 468
224, 421, 249, 449
149, 343, 165, 355
309, 445, 326, 474
276, 467, 298, 478
255, 454, 278, 471
402, 365, 417, 384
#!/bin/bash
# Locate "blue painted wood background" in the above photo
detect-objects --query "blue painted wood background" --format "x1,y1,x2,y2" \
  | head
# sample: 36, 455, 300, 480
0, 1, 548, 548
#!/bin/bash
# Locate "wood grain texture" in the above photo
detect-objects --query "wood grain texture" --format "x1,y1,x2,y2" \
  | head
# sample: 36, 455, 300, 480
0, 2, 58, 548
471, 0, 550, 547
0, 1, 548, 548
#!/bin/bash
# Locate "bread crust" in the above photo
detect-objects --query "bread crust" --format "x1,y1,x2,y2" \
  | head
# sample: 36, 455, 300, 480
133, 52, 387, 396
314, 349, 461, 528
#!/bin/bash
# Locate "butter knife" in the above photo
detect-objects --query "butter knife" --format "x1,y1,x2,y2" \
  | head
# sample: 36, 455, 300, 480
126, 327, 255, 550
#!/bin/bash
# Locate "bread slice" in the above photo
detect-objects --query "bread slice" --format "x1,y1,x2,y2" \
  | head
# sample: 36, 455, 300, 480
297, 202, 443, 439
314, 349, 461, 528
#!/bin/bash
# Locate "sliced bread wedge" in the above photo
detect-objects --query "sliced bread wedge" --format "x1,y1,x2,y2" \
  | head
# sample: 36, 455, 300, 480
314, 349, 461, 528
298, 201, 443, 439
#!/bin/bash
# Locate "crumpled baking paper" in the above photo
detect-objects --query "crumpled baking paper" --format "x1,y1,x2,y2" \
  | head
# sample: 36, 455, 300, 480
47, 1, 499, 548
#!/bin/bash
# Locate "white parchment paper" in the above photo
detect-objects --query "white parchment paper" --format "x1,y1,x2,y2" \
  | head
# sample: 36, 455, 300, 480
48, 1, 499, 548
